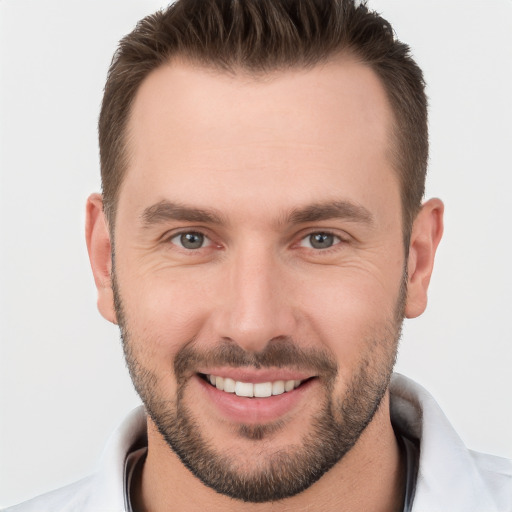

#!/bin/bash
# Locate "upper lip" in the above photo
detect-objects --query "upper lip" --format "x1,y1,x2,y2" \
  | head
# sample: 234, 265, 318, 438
197, 367, 315, 383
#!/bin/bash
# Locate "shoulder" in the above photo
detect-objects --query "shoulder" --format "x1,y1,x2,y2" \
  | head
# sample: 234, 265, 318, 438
2, 476, 97, 512
469, 449, 512, 496
390, 373, 512, 512
2, 406, 146, 512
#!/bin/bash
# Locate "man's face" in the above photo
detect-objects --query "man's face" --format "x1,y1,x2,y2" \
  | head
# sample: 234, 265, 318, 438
112, 58, 407, 501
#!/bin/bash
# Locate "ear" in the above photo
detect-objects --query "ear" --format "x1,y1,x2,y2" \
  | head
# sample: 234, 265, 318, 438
85, 193, 117, 324
405, 198, 444, 319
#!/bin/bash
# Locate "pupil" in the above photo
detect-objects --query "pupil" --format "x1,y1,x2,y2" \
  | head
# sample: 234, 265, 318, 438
310, 233, 333, 249
181, 232, 204, 249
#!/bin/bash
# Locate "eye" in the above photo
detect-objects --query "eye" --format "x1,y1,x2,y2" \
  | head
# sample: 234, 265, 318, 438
300, 232, 341, 250
170, 231, 211, 250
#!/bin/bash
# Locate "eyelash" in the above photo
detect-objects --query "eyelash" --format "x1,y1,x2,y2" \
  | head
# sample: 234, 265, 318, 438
164, 229, 348, 254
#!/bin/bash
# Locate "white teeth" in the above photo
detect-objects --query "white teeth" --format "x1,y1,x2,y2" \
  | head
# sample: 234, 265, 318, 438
223, 377, 236, 393
284, 380, 295, 392
215, 376, 224, 391
254, 382, 272, 398
272, 380, 285, 395
206, 375, 304, 397
235, 381, 254, 397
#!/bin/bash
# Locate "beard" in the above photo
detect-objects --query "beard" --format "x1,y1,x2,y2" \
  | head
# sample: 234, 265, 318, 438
113, 271, 406, 503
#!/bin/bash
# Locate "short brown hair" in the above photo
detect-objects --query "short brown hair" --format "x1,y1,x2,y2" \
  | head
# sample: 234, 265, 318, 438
99, 0, 427, 239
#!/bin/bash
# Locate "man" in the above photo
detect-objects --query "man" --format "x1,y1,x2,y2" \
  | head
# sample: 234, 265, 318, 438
5, 0, 511, 511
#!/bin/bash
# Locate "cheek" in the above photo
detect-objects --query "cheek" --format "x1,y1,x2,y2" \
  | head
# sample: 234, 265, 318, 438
117, 266, 218, 367
295, 266, 402, 368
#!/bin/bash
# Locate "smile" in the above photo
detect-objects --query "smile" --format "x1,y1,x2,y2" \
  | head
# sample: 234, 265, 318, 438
204, 374, 303, 398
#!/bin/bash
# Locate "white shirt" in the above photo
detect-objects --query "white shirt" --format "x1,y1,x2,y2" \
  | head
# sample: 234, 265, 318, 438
4, 374, 512, 512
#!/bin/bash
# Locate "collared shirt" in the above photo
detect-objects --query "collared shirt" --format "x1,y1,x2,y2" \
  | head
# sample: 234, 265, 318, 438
4, 374, 512, 512
398, 434, 419, 512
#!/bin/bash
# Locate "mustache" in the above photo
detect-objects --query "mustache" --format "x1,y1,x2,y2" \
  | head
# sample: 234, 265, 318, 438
174, 336, 338, 380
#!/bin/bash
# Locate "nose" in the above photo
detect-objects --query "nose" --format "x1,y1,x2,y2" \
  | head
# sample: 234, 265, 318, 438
211, 242, 297, 353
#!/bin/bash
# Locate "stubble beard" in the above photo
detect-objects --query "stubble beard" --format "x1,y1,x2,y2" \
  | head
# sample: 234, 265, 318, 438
113, 272, 406, 503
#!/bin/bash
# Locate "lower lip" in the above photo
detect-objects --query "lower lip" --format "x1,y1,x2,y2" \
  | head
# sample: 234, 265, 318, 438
195, 375, 316, 424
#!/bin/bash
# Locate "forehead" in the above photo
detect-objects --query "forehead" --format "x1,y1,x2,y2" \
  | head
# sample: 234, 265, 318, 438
120, 57, 398, 223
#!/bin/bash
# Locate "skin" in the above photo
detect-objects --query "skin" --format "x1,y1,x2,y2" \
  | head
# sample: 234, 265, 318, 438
86, 57, 443, 511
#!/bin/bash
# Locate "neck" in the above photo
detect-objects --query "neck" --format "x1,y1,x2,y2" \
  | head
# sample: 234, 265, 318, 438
133, 393, 404, 512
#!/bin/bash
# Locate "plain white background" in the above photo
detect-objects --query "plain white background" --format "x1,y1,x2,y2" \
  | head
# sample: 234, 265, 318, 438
0, 0, 511, 507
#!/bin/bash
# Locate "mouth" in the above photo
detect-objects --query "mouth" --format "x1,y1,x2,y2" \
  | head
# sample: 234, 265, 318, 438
195, 371, 318, 424
199, 373, 312, 398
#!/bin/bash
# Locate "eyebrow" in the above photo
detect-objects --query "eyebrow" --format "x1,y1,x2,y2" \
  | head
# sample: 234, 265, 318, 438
287, 201, 374, 225
141, 200, 224, 226
140, 199, 374, 228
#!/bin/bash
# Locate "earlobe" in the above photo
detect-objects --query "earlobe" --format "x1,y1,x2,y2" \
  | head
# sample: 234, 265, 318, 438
405, 198, 444, 319
85, 193, 117, 324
